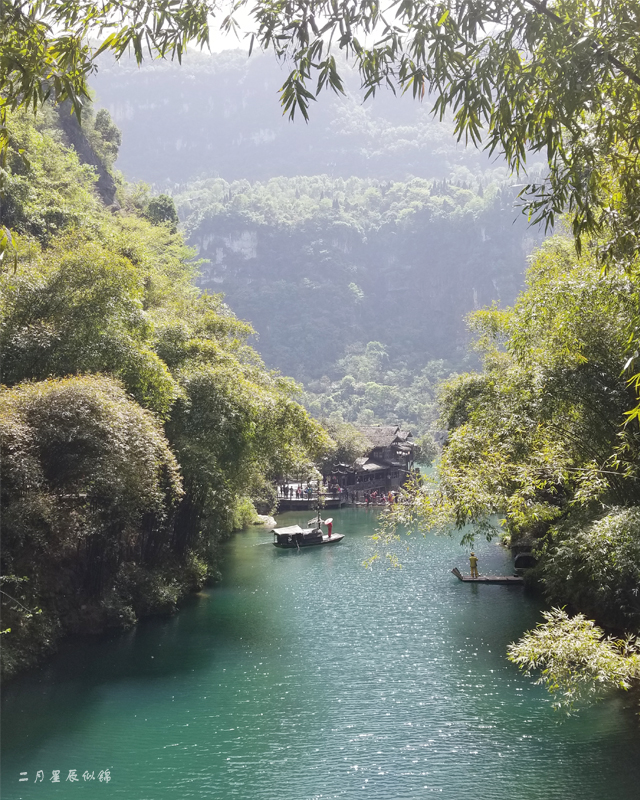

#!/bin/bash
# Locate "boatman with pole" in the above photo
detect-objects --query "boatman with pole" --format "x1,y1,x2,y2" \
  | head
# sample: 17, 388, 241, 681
325, 518, 333, 540
469, 552, 479, 578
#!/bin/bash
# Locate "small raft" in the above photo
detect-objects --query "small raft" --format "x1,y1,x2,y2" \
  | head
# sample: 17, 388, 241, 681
451, 567, 523, 585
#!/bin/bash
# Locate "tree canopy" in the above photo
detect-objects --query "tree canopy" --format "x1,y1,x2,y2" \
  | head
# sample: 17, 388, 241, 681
3, 1, 640, 411
177, 173, 530, 384
0, 1, 210, 122
242, 1, 640, 255
0, 106, 331, 677
507, 608, 640, 713
2, 2, 638, 250
387, 235, 640, 551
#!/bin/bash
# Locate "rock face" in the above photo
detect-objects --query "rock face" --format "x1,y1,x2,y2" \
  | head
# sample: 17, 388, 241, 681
179, 179, 538, 380
56, 101, 118, 207
91, 50, 505, 187
89, 51, 544, 380
254, 515, 277, 528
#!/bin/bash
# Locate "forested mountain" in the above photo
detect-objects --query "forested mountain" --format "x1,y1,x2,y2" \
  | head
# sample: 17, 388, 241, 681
91, 50, 542, 436
91, 50, 506, 186
86, 50, 540, 431
176, 174, 536, 386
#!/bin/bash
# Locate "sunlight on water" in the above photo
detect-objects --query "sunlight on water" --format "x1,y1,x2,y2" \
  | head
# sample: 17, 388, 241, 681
3, 507, 640, 799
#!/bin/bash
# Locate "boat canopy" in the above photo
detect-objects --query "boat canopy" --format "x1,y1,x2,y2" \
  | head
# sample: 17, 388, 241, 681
273, 525, 306, 535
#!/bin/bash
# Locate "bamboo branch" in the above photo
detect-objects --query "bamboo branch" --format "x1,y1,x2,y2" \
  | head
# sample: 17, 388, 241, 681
525, 0, 640, 88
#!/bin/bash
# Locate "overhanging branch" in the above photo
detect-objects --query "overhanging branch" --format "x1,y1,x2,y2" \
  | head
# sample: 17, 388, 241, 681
525, 0, 640, 88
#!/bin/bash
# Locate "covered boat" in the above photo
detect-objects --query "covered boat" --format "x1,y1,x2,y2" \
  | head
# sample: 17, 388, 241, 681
272, 523, 344, 549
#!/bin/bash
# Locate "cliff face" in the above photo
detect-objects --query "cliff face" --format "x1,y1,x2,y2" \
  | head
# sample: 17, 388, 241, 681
56, 101, 118, 206
89, 50, 545, 381
91, 50, 501, 186
182, 186, 536, 379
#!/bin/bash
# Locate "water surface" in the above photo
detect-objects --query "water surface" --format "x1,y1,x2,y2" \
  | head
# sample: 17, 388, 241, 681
3, 507, 640, 799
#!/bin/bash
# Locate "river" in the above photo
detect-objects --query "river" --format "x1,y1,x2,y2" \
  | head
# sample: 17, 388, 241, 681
2, 507, 640, 799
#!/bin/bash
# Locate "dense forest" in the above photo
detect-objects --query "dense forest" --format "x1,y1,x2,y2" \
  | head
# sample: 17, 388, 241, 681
0, 106, 330, 679
92, 52, 541, 439
176, 174, 534, 382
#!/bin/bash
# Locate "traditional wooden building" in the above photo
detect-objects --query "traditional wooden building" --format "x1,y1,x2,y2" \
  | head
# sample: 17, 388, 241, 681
325, 425, 415, 495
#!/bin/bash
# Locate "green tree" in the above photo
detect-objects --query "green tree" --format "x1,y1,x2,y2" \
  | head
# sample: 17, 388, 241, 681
241, 1, 640, 255
91, 107, 122, 165
414, 432, 439, 465
3, 2, 640, 269
0, 233, 179, 416
0, 106, 332, 677
542, 509, 640, 629
0, 375, 184, 678
383, 235, 640, 625
432, 237, 639, 539
5, 1, 637, 254
0, 107, 101, 241
507, 608, 640, 713
319, 420, 370, 473
0, 1, 211, 133
146, 194, 179, 233
166, 361, 331, 551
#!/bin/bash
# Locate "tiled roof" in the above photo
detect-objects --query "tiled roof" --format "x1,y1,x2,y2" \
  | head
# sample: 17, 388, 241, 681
356, 425, 412, 448
357, 425, 401, 448
358, 459, 388, 472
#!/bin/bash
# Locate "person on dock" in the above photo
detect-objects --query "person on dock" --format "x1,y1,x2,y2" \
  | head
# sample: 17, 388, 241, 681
469, 552, 479, 578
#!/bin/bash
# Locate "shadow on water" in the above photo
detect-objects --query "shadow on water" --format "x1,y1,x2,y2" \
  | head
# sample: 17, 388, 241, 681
1, 559, 242, 755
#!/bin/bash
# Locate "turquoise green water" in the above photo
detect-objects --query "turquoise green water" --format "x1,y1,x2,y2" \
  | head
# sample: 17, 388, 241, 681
3, 507, 640, 799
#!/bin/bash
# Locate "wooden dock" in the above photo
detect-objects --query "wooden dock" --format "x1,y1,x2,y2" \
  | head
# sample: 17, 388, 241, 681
277, 497, 346, 511
451, 567, 524, 585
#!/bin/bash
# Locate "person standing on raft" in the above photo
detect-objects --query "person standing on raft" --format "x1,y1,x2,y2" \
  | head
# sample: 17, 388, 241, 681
469, 552, 479, 578
325, 519, 333, 539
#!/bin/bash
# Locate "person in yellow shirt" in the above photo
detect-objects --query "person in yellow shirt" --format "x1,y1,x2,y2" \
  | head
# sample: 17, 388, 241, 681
469, 552, 479, 578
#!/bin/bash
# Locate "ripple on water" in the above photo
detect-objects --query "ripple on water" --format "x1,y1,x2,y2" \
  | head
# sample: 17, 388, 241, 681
2, 509, 640, 800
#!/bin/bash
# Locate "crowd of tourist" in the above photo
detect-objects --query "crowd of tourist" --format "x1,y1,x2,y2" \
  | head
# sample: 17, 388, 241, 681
277, 482, 401, 506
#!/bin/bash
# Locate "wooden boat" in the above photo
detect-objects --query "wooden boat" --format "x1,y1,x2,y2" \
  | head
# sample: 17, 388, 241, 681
272, 522, 344, 549
273, 485, 345, 549
451, 567, 523, 585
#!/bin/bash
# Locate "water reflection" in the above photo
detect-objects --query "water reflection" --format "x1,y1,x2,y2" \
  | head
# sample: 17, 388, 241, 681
2, 508, 640, 800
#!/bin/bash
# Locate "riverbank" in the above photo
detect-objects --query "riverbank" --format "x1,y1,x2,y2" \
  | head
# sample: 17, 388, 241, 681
2, 513, 276, 683
1, 551, 221, 684
3, 507, 640, 800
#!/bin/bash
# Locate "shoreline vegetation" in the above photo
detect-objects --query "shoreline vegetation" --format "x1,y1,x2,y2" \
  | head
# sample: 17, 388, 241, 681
0, 106, 331, 680
377, 237, 640, 711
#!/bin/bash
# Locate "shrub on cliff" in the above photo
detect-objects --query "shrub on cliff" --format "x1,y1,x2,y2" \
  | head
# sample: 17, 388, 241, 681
0, 375, 183, 679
